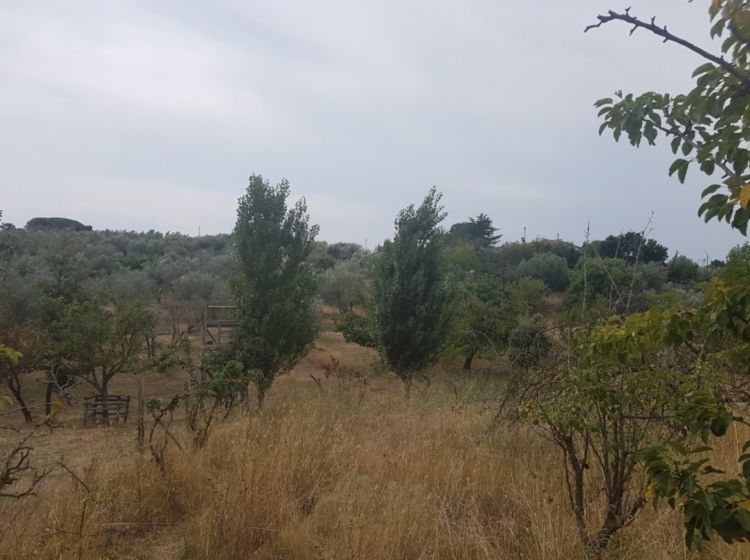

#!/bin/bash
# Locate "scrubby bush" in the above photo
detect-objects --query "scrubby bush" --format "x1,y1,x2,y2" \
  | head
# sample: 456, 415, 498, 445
318, 256, 371, 313
727, 242, 750, 265
507, 316, 550, 369
496, 239, 581, 268
515, 253, 569, 292
567, 257, 669, 317
667, 255, 699, 284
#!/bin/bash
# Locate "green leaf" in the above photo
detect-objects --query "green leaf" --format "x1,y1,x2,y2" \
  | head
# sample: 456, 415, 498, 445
710, 411, 732, 437
710, 19, 725, 38
692, 63, 715, 77
733, 150, 749, 176
700, 160, 716, 175
701, 184, 722, 197
669, 159, 689, 184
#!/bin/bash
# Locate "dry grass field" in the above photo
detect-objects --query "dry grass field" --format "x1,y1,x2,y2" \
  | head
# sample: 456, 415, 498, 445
1, 314, 749, 559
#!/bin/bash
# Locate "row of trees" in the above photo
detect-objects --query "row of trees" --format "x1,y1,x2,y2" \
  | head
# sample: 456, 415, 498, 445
6, 177, 706, 441
6, 180, 708, 421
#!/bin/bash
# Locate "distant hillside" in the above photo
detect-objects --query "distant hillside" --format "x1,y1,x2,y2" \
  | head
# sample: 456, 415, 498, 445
25, 217, 92, 231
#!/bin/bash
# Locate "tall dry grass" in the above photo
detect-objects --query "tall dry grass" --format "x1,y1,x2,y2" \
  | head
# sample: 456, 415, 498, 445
1, 377, 749, 559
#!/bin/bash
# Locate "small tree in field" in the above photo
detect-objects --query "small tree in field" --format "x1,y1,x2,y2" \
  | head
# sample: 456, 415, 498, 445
57, 302, 154, 411
374, 188, 450, 395
232, 175, 319, 405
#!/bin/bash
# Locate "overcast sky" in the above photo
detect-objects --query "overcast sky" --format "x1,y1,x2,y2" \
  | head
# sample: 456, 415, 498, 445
0, 0, 746, 260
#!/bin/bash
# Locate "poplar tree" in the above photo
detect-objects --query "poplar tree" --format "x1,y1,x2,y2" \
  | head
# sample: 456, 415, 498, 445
232, 175, 319, 405
374, 188, 450, 395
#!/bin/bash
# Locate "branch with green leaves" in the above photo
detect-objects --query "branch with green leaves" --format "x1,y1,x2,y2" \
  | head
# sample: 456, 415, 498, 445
588, 4, 750, 234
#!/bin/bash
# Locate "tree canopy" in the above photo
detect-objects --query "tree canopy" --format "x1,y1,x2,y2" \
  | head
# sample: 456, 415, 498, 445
597, 231, 669, 264
448, 213, 502, 247
25, 217, 92, 231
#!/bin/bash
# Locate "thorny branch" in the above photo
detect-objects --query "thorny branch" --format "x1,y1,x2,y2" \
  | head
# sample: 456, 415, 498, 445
585, 8, 750, 88
0, 425, 53, 498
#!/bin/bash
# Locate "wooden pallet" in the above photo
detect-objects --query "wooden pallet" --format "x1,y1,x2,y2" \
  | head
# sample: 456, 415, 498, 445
83, 395, 131, 425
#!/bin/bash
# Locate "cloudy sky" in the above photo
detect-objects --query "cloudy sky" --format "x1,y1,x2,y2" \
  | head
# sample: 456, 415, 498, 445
0, 0, 746, 260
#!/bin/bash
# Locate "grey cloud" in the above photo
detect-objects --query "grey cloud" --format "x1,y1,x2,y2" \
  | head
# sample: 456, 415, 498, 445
0, 0, 744, 260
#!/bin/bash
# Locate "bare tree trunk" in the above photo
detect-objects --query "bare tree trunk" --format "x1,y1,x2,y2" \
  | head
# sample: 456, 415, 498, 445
101, 375, 110, 425
257, 386, 267, 409
145, 335, 156, 359
7, 373, 32, 423
463, 350, 475, 370
45, 380, 55, 416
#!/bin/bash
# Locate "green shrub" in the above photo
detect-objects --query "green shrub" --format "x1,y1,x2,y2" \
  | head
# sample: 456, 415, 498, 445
515, 253, 569, 292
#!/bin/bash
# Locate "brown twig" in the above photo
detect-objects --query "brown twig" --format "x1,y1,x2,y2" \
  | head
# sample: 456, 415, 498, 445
585, 9, 750, 88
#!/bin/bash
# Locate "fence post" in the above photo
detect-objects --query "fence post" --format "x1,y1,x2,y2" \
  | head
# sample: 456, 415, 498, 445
137, 376, 145, 451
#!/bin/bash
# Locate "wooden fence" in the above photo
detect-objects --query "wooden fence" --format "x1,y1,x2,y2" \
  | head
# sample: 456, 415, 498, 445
83, 395, 131, 425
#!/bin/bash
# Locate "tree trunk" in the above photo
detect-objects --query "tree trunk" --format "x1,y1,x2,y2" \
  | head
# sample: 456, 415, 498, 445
171, 315, 179, 344
101, 376, 110, 424
403, 377, 412, 400
463, 350, 475, 370
145, 335, 156, 359
45, 380, 55, 416
256, 372, 274, 409
257, 386, 267, 409
7, 374, 32, 423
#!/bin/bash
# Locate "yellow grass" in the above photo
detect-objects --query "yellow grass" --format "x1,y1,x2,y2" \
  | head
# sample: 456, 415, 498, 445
2, 376, 750, 560
2, 320, 750, 559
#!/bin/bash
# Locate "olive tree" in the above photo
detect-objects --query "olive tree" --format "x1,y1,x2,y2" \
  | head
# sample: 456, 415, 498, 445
231, 174, 319, 405
56, 302, 155, 410
318, 255, 371, 313
373, 188, 450, 395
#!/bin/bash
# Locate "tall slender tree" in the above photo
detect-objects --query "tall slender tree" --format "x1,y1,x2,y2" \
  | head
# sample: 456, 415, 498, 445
374, 188, 450, 396
232, 175, 319, 405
